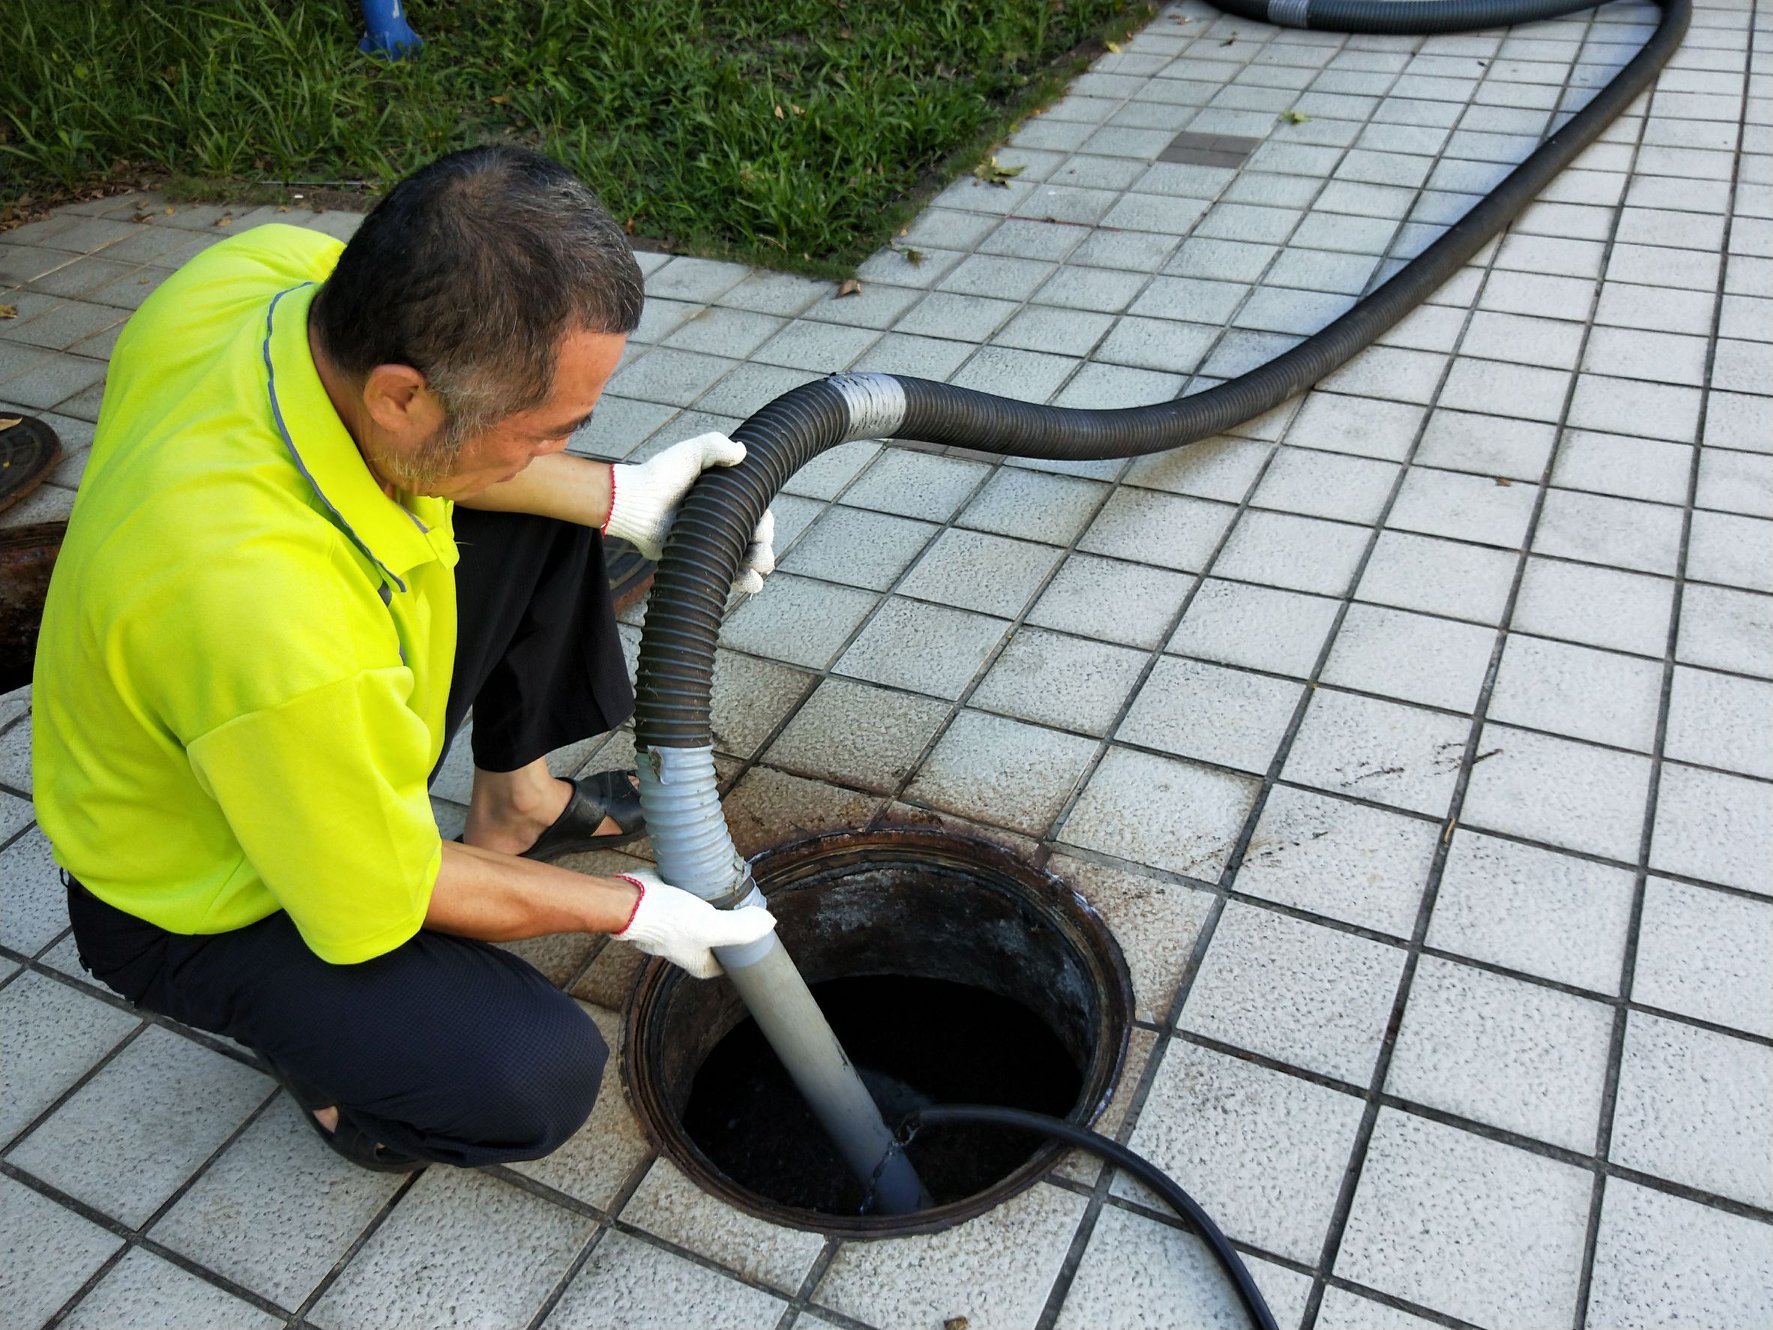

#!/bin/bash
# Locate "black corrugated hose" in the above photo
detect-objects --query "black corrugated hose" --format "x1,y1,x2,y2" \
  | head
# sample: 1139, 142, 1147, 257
631, 0, 1688, 1322
901, 1105, 1282, 1330
635, 0, 1687, 750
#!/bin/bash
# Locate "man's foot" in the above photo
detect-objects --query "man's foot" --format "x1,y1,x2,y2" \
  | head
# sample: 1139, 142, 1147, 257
465, 772, 639, 856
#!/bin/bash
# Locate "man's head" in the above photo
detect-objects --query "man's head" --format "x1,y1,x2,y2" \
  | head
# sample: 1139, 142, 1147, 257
311, 146, 643, 497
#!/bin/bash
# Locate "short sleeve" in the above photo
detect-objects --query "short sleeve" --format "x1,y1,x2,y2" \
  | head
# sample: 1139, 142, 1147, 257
186, 667, 441, 963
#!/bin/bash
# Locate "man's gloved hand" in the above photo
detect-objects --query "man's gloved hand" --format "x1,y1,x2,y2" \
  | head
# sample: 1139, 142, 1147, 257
613, 870, 777, 979
602, 432, 776, 592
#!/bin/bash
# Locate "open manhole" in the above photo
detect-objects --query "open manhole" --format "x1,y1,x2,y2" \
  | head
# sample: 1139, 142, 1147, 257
625, 829, 1133, 1237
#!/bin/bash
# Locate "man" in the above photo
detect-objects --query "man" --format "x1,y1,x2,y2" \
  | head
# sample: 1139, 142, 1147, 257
32, 146, 776, 1172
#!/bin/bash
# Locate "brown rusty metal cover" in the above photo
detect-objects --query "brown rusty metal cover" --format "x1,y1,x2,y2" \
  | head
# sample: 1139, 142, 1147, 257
0, 520, 65, 693
0, 414, 62, 515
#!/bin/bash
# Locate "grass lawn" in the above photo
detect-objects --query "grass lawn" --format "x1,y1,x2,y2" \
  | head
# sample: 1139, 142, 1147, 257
3, 0, 1151, 274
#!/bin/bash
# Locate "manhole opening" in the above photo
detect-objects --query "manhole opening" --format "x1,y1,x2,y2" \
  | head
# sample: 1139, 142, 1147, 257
625, 829, 1133, 1238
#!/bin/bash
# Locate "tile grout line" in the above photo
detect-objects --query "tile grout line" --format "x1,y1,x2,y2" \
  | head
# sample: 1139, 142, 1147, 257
1298, 22, 1655, 1323
1569, 5, 1760, 1321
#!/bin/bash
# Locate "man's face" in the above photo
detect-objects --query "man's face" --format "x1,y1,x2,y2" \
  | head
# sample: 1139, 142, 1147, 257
377, 327, 627, 499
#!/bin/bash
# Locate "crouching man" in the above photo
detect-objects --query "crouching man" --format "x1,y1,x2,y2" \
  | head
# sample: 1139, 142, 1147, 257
32, 146, 775, 1172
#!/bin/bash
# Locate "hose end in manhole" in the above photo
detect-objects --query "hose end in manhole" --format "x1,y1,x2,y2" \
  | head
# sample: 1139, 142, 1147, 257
623, 829, 1133, 1237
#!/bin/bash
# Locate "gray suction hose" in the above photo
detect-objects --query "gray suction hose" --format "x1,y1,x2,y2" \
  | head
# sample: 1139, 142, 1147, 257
633, 0, 1687, 1214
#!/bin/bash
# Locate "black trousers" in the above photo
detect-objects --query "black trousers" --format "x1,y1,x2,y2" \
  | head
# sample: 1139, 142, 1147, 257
68, 509, 634, 1166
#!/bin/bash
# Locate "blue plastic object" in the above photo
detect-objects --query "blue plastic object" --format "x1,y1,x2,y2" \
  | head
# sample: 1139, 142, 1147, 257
359, 0, 422, 58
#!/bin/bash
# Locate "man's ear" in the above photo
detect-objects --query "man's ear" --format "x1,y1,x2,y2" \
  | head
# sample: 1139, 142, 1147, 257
361, 364, 443, 441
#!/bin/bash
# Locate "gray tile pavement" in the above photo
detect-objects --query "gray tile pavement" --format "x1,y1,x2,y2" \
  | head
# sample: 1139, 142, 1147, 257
6, 0, 1773, 1325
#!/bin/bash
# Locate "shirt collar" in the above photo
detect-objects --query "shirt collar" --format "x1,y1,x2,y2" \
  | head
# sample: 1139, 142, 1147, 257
262, 282, 455, 591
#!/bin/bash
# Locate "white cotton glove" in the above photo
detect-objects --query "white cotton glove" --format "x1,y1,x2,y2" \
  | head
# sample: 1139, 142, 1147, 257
613, 870, 778, 979
602, 432, 775, 593
734, 506, 776, 596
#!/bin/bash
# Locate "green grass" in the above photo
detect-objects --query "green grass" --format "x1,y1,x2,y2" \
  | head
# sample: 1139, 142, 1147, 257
2, 0, 1152, 273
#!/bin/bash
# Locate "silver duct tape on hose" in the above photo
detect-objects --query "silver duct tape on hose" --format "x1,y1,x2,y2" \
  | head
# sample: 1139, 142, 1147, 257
827, 372, 908, 440
1267, 0, 1312, 23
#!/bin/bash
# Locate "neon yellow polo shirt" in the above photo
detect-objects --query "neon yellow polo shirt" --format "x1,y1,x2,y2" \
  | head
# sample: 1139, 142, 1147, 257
32, 224, 459, 964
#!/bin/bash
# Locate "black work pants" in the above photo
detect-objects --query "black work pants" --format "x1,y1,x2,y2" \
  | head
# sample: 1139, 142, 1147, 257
68, 509, 634, 1166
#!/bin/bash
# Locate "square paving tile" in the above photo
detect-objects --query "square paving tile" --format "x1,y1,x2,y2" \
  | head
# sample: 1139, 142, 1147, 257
1077, 488, 1236, 573
1427, 829, 1635, 994
971, 628, 1148, 736
1461, 723, 1652, 861
59, 1246, 280, 1330
1488, 633, 1664, 752
836, 597, 1009, 699
545, 1229, 789, 1330
1027, 553, 1195, 649
1335, 1109, 1591, 1330
1290, 393, 1425, 464
1388, 956, 1612, 1152
1121, 1040, 1365, 1264
906, 709, 1098, 835
1387, 466, 1538, 549
1282, 689, 1470, 818
1252, 447, 1399, 524
707, 652, 818, 760
1167, 578, 1341, 677
1651, 763, 1773, 896
0, 1173, 125, 1330
5, 1026, 271, 1228
1047, 853, 1214, 1022
1238, 786, 1437, 937
149, 1094, 404, 1311
0, 825, 77, 955
958, 468, 1109, 545
1534, 489, 1685, 577
0, 971, 139, 1146
1182, 901, 1405, 1084
618, 1159, 823, 1295
1213, 510, 1371, 596
813, 1182, 1087, 1330
1678, 583, 1773, 679
1665, 665, 1773, 780
777, 506, 938, 592
1415, 408, 1558, 482
309, 1167, 595, 1330
717, 766, 886, 861
1586, 1179, 1773, 1330
766, 677, 951, 795
1511, 556, 1674, 657
898, 528, 1064, 618
1610, 1012, 1773, 1209
1117, 656, 1304, 775
719, 574, 879, 671
1633, 877, 1773, 1039
779, 440, 881, 501
1124, 436, 1272, 504
1062, 746, 1261, 883
842, 450, 992, 521
1321, 604, 1496, 712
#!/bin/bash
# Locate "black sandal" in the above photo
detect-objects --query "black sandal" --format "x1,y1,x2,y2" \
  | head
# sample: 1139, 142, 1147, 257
520, 769, 646, 861
268, 1063, 427, 1175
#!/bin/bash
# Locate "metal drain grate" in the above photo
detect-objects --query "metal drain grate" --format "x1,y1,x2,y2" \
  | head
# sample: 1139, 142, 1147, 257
1157, 130, 1262, 168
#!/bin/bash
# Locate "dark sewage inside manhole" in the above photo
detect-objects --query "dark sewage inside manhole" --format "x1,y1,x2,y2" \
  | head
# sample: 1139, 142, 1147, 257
626, 830, 1134, 1232
683, 973, 1081, 1214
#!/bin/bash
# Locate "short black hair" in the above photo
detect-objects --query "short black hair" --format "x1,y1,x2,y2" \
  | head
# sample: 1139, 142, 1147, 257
312, 146, 643, 433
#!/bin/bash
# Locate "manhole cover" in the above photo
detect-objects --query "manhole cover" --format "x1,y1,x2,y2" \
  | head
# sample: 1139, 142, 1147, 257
624, 829, 1133, 1237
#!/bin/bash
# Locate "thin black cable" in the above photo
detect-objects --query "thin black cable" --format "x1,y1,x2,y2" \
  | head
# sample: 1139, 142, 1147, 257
899, 1105, 1279, 1330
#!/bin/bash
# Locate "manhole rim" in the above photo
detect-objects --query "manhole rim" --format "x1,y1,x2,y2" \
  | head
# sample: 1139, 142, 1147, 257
622, 827, 1134, 1239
